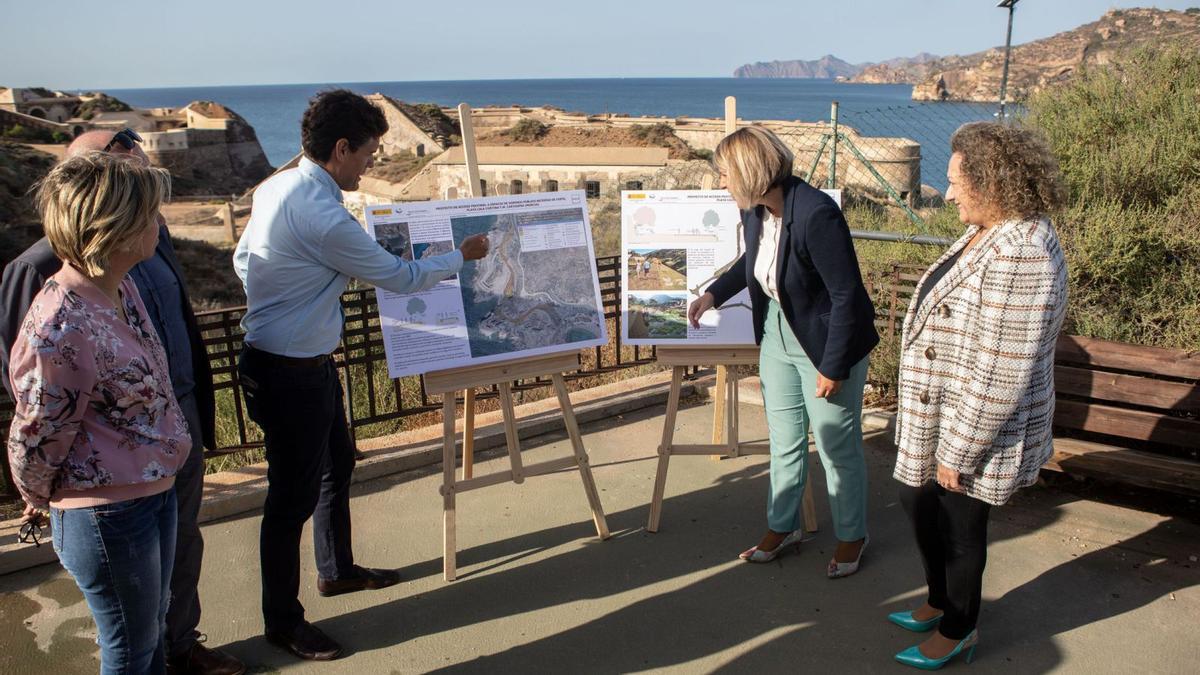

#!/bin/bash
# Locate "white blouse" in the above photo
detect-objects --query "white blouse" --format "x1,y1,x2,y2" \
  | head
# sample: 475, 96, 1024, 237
754, 211, 782, 301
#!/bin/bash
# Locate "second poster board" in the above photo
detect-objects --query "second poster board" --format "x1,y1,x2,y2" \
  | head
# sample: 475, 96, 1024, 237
620, 189, 842, 346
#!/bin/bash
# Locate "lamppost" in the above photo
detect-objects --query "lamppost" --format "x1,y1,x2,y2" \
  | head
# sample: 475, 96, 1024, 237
997, 0, 1021, 120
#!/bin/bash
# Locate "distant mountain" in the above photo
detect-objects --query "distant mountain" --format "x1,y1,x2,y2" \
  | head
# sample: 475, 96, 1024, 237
875, 52, 940, 70
733, 55, 862, 79
851, 7, 1200, 101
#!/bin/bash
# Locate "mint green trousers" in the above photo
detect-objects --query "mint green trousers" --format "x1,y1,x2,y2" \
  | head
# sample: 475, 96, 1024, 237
759, 301, 869, 541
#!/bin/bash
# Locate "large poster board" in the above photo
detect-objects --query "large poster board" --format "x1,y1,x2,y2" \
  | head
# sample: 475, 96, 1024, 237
365, 190, 608, 377
620, 189, 842, 346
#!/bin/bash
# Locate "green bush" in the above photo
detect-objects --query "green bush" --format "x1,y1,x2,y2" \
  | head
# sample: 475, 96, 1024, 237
75, 93, 132, 120
1026, 46, 1200, 209
630, 122, 676, 146
509, 118, 549, 142
2, 124, 55, 143
1025, 46, 1200, 350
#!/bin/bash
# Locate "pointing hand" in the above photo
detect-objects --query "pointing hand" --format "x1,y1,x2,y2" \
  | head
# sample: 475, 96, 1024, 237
460, 234, 489, 261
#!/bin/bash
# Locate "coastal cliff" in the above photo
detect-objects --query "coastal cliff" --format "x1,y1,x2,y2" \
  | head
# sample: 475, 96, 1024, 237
853, 7, 1200, 101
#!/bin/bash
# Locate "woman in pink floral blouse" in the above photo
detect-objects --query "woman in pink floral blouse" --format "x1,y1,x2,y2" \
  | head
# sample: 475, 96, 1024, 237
7, 153, 189, 674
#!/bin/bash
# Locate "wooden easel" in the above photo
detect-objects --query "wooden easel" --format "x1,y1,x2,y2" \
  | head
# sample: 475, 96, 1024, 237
416, 105, 609, 582
425, 351, 610, 581
646, 346, 818, 534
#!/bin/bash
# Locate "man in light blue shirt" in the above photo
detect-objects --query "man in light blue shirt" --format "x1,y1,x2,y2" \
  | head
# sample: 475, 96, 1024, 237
234, 90, 487, 662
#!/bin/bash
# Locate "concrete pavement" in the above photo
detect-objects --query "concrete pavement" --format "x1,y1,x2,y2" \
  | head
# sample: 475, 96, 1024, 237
0, 396, 1197, 673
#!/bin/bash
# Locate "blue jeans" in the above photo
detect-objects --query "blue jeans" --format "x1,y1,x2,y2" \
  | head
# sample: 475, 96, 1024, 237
759, 300, 870, 541
52, 489, 178, 675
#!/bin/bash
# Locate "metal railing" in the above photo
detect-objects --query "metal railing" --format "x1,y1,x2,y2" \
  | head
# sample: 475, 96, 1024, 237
0, 254, 666, 496
0, 249, 944, 501
194, 254, 660, 453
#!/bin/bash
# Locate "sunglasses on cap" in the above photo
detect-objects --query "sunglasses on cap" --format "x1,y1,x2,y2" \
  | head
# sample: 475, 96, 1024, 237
103, 127, 144, 153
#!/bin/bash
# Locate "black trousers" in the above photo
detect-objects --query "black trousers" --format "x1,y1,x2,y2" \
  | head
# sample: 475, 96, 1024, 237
899, 481, 992, 640
165, 392, 206, 658
239, 348, 357, 632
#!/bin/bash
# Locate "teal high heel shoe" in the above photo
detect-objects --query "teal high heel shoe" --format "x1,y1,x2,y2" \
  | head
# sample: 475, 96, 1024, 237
888, 610, 943, 632
894, 630, 978, 670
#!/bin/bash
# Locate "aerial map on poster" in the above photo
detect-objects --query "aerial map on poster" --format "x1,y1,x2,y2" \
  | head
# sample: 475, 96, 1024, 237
365, 191, 608, 377
621, 189, 841, 346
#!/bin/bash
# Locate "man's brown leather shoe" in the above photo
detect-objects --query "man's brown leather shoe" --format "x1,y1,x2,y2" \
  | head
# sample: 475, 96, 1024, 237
317, 565, 401, 597
167, 641, 246, 675
265, 621, 343, 661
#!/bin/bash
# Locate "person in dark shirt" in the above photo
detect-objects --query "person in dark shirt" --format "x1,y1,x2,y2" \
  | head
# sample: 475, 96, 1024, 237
0, 129, 244, 675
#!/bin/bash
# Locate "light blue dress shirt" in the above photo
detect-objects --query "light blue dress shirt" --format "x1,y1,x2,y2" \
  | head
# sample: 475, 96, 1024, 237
234, 156, 463, 357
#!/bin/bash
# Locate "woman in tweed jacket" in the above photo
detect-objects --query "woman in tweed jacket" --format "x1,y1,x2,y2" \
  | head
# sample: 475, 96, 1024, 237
889, 123, 1068, 670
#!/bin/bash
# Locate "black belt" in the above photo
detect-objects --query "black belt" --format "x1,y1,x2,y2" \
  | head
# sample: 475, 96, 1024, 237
242, 343, 331, 368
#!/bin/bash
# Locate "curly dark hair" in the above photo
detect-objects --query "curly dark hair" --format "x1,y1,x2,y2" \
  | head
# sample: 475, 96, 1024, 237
301, 90, 388, 162
950, 122, 1067, 220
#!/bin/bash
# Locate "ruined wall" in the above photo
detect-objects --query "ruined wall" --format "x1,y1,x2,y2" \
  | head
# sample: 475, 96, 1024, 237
145, 122, 272, 195
371, 101, 445, 157
431, 163, 668, 200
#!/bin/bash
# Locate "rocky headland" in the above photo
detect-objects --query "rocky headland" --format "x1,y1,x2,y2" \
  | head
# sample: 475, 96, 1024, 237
861, 7, 1200, 101
734, 8, 1200, 102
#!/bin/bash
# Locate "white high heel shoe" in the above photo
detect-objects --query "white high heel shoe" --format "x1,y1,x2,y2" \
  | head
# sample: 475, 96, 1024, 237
827, 535, 869, 578
739, 530, 804, 563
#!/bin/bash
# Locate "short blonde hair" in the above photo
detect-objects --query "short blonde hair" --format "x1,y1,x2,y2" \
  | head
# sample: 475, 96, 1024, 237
951, 122, 1066, 220
36, 152, 171, 276
713, 126, 794, 206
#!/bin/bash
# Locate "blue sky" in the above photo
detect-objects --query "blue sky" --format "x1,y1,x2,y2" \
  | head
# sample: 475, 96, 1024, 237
2, 1, 1196, 88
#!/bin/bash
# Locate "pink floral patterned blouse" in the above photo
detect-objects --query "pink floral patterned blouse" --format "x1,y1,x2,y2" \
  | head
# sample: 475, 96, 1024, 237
6, 264, 191, 509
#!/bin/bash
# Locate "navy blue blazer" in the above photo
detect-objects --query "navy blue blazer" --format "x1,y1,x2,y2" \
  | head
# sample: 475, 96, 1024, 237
707, 177, 879, 380
0, 225, 217, 450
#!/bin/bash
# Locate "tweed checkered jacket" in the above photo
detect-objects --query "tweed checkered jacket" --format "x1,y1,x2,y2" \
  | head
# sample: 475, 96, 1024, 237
893, 217, 1068, 506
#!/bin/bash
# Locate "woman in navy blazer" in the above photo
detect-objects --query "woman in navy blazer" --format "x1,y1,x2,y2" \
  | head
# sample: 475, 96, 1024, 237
690, 127, 879, 576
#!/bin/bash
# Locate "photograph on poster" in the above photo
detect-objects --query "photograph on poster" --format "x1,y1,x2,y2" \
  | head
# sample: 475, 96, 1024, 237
374, 221, 414, 260
626, 247, 688, 291
627, 292, 688, 339
413, 240, 458, 280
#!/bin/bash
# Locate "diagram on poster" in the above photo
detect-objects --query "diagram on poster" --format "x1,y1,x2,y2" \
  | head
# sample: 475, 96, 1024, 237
365, 191, 607, 377
620, 189, 842, 346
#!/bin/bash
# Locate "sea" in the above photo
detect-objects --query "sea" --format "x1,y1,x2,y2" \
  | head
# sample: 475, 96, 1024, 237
106, 78, 1000, 192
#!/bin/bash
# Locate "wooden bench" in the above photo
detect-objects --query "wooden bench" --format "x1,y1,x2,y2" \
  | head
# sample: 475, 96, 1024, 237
1048, 334, 1200, 496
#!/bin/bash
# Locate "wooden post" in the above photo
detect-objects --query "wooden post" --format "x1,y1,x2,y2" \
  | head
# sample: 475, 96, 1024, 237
828, 101, 840, 190
647, 365, 684, 533
442, 394, 457, 581
222, 202, 237, 242
456, 103, 481, 480
711, 96, 738, 458
553, 374, 610, 539
458, 103, 483, 198
461, 389, 475, 480
710, 366, 727, 460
